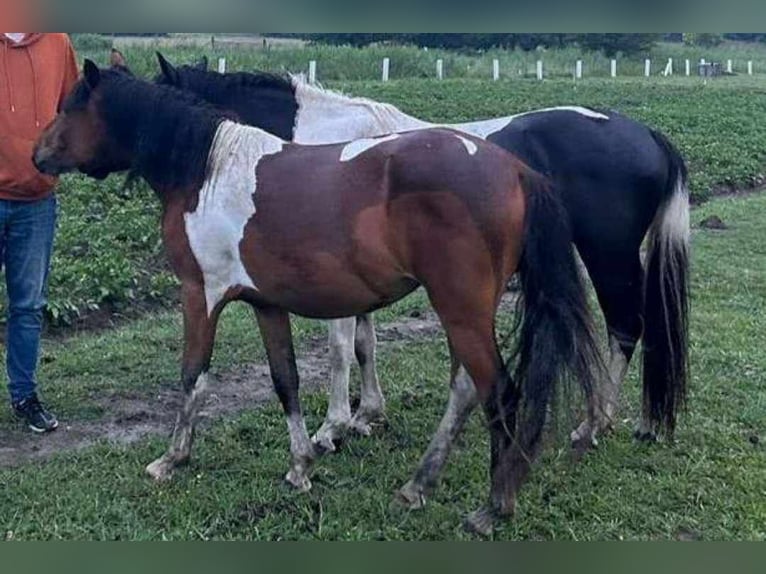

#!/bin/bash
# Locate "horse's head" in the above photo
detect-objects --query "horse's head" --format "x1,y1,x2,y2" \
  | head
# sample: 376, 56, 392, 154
33, 60, 133, 180
154, 52, 208, 88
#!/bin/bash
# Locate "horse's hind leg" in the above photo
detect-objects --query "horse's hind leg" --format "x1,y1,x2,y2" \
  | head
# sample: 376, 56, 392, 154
255, 306, 316, 491
312, 318, 355, 452
571, 249, 643, 449
396, 346, 478, 509
146, 283, 221, 481
350, 313, 386, 435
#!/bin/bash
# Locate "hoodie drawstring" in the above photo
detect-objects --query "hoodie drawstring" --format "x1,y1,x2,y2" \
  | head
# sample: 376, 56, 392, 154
2, 41, 14, 113
24, 47, 40, 127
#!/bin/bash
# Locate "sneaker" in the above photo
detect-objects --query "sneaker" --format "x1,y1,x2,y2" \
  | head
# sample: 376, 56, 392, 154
13, 395, 59, 433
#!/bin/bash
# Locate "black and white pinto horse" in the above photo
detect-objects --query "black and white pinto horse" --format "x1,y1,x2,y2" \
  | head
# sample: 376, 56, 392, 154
153, 53, 690, 509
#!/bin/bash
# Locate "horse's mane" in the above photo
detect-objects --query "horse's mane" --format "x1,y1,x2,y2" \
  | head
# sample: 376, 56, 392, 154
72, 69, 234, 190
169, 65, 425, 137
170, 66, 296, 98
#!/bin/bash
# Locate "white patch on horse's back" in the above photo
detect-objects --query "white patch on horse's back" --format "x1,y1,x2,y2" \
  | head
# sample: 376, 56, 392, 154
454, 106, 610, 139
454, 135, 478, 155
340, 134, 400, 162
185, 121, 285, 314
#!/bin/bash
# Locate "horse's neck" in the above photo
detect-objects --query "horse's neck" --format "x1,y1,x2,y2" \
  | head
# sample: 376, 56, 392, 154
292, 84, 431, 144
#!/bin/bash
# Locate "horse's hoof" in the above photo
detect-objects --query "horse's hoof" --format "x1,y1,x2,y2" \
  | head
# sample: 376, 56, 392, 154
350, 408, 385, 437
311, 433, 338, 454
311, 421, 348, 454
394, 481, 427, 510
146, 457, 175, 482
349, 418, 373, 437
285, 470, 312, 492
634, 429, 658, 443
464, 507, 495, 537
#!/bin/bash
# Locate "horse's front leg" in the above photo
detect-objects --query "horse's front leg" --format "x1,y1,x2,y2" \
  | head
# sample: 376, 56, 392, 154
146, 283, 220, 481
255, 306, 317, 491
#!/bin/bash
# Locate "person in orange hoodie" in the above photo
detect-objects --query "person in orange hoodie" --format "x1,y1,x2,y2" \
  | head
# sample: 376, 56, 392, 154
1, 33, 78, 432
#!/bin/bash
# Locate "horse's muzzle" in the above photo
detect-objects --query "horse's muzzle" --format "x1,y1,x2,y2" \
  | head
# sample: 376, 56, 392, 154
32, 150, 63, 176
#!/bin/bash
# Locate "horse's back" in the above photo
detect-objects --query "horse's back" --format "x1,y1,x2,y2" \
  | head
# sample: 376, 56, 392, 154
490, 108, 670, 248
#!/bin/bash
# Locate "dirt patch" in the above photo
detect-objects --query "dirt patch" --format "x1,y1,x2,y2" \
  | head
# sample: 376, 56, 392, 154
698, 215, 729, 230
2, 293, 522, 469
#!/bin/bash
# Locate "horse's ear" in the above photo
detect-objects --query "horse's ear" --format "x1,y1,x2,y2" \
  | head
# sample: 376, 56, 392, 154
156, 51, 179, 84
110, 48, 127, 69
83, 59, 101, 89
196, 55, 209, 71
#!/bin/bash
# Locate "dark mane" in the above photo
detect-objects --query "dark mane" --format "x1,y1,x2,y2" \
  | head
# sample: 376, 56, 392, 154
69, 69, 233, 191
157, 67, 299, 141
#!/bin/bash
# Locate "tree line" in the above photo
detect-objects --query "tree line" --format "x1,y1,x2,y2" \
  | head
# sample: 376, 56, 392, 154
279, 33, 765, 56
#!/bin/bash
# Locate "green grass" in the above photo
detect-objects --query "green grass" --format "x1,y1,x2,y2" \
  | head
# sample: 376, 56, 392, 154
1, 193, 764, 540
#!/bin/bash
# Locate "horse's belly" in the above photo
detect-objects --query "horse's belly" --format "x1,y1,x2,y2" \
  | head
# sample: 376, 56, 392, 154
248, 250, 417, 319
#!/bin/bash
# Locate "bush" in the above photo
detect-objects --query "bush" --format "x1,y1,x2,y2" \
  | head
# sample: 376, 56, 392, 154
683, 33, 725, 47
37, 175, 175, 326
70, 34, 113, 52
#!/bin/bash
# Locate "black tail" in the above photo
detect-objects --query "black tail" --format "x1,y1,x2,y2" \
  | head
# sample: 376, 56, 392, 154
497, 167, 604, 491
641, 130, 690, 437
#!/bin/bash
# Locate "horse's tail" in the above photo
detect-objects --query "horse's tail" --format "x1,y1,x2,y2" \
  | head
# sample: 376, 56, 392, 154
500, 167, 604, 489
641, 129, 690, 437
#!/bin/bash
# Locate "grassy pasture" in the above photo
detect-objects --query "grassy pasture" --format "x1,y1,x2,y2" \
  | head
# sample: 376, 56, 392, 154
0, 192, 764, 540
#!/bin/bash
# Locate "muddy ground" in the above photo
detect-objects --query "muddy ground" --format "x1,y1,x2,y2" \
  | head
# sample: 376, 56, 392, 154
0, 294, 472, 469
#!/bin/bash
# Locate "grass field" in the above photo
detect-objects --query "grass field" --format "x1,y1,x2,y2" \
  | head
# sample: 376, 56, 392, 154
0, 42, 765, 540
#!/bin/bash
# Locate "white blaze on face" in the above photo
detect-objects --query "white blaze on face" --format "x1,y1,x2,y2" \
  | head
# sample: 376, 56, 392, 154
185, 121, 285, 315
340, 134, 400, 162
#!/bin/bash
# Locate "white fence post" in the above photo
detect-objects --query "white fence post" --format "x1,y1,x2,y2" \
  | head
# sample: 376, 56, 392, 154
644, 59, 651, 77
493, 59, 500, 81
308, 60, 317, 84
436, 59, 444, 80
575, 60, 582, 79
685, 59, 690, 76
536, 60, 543, 80
663, 58, 673, 76
610, 59, 617, 77
382, 57, 390, 82
748, 60, 753, 75
727, 59, 733, 73
217, 57, 226, 73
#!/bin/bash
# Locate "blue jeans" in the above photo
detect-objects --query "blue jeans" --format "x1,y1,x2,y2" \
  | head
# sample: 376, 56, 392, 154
0, 195, 57, 405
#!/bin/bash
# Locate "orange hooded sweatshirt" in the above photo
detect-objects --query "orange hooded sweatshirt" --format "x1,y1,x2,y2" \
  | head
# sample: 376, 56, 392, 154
0, 33, 79, 201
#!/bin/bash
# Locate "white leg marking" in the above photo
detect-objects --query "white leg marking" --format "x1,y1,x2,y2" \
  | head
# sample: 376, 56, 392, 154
146, 372, 210, 481
285, 412, 316, 491
350, 314, 385, 435
398, 366, 478, 509
571, 335, 630, 447
312, 318, 355, 452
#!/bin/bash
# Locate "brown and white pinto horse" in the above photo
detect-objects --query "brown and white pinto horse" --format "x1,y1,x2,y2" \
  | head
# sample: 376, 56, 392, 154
33, 61, 604, 534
